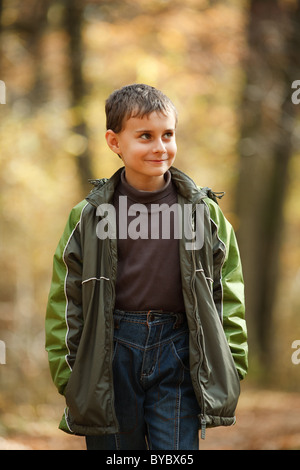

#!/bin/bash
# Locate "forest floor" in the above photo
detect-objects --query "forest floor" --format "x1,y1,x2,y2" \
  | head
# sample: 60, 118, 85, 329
1, 388, 300, 450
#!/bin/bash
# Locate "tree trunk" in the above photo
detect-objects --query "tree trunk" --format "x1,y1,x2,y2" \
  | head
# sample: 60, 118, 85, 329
64, 0, 93, 194
236, 0, 300, 373
1, 1, 51, 106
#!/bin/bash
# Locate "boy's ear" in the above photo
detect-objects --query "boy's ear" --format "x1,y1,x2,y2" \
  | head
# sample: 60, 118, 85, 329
105, 130, 121, 155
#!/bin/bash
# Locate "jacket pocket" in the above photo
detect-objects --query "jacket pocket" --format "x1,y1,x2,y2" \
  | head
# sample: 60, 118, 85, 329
192, 268, 240, 427
195, 268, 214, 294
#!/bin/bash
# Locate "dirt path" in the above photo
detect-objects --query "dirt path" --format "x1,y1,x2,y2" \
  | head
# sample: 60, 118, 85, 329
1, 388, 300, 450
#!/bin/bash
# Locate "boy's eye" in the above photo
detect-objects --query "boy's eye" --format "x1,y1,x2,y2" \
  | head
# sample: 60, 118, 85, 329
138, 131, 175, 140
140, 133, 151, 140
164, 131, 174, 139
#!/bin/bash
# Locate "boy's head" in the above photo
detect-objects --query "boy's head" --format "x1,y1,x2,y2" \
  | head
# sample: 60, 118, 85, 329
105, 83, 178, 133
105, 84, 178, 191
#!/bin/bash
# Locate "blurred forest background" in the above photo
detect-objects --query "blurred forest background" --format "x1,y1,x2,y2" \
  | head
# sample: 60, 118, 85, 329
0, 0, 300, 450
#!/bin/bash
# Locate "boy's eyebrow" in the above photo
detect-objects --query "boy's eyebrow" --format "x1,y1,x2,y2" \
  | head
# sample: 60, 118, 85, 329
134, 128, 175, 133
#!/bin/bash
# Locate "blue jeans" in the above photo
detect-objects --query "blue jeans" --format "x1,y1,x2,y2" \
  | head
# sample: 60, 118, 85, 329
85, 310, 200, 450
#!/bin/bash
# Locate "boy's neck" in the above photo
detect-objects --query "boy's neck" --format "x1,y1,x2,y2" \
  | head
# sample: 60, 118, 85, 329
120, 169, 171, 201
124, 172, 166, 192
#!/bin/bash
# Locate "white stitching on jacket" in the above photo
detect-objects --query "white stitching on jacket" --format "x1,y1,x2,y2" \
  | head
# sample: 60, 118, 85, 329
62, 202, 89, 371
82, 276, 110, 284
195, 268, 214, 284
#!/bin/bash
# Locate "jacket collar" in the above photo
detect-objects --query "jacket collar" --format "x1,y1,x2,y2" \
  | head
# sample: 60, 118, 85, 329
169, 167, 208, 203
85, 167, 123, 207
85, 166, 209, 207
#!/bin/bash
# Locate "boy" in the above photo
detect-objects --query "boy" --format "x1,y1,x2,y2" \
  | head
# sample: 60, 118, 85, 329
45, 84, 248, 450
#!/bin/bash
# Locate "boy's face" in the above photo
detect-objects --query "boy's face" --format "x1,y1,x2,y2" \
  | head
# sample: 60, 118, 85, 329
106, 110, 177, 191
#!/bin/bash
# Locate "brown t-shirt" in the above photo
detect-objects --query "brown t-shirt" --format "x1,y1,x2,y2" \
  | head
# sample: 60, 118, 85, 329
113, 170, 185, 313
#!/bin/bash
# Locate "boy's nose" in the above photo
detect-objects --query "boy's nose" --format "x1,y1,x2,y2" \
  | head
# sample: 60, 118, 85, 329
153, 139, 167, 154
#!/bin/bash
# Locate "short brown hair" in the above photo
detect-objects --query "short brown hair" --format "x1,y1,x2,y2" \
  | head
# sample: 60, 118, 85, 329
105, 83, 178, 133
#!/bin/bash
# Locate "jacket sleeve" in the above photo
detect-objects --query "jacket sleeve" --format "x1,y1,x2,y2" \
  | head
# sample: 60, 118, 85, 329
45, 201, 87, 395
207, 199, 248, 380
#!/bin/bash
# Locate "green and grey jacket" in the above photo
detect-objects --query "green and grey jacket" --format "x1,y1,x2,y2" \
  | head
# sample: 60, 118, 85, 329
45, 166, 248, 437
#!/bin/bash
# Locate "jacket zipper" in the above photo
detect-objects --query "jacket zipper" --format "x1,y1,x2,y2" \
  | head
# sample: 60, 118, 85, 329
191, 263, 207, 439
107, 236, 120, 432
190, 203, 207, 439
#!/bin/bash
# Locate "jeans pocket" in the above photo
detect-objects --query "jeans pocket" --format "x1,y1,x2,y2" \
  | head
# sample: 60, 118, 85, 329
171, 333, 190, 371
112, 339, 119, 363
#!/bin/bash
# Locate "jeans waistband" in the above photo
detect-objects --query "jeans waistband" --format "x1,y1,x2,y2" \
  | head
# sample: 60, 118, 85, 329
114, 309, 187, 329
